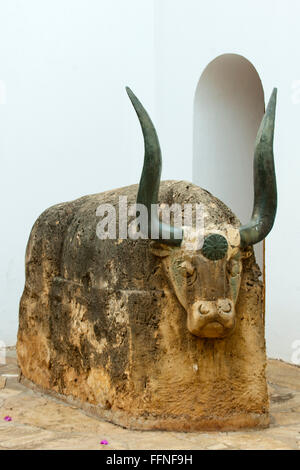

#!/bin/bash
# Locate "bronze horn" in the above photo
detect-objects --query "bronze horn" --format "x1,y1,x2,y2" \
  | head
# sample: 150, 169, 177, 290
239, 88, 277, 247
126, 87, 183, 245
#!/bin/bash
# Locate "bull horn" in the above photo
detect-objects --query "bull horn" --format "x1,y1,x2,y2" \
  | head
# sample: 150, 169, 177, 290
126, 87, 183, 245
239, 88, 277, 247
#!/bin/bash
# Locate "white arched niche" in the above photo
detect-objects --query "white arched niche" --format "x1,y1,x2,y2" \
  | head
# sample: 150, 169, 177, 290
193, 54, 265, 269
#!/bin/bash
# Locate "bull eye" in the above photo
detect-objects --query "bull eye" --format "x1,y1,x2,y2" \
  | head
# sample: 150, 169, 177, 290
180, 261, 197, 285
181, 260, 194, 275
186, 269, 197, 286
202, 234, 228, 261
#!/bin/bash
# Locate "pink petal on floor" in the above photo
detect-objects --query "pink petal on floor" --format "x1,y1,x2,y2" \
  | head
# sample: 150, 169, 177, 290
4, 416, 12, 422
100, 439, 108, 445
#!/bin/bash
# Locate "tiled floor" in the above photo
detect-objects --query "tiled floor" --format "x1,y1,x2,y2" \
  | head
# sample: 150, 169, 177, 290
0, 348, 299, 450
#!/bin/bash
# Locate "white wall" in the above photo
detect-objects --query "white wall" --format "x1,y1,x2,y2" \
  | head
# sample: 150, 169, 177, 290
153, 0, 300, 362
1, 0, 299, 362
0, 0, 156, 345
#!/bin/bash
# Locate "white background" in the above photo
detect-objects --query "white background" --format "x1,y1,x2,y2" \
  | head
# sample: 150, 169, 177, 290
0, 0, 299, 362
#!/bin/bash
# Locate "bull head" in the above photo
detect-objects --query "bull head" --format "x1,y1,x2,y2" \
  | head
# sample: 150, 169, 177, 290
126, 86, 277, 338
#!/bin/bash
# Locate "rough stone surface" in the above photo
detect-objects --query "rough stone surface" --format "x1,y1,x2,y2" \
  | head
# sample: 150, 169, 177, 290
1, 350, 299, 450
0, 377, 6, 389
17, 181, 268, 431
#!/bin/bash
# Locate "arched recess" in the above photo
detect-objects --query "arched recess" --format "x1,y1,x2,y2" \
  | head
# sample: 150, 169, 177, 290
193, 53, 265, 269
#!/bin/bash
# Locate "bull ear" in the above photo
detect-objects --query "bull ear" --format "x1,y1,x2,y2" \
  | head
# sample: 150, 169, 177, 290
150, 242, 173, 258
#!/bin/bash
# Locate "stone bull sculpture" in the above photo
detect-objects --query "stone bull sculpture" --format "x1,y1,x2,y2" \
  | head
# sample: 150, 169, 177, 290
17, 87, 277, 431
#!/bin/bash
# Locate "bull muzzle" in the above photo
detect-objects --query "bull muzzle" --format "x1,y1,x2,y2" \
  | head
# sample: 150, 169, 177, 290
187, 299, 235, 338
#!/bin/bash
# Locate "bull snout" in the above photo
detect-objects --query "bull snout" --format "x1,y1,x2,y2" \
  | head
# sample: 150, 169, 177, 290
187, 299, 235, 338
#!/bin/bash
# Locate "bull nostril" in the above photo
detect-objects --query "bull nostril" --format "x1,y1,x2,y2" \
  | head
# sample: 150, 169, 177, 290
199, 303, 211, 315
218, 301, 232, 313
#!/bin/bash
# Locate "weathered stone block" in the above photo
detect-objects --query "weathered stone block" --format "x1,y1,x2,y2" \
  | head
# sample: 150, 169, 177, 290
17, 181, 269, 431
17, 85, 277, 431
